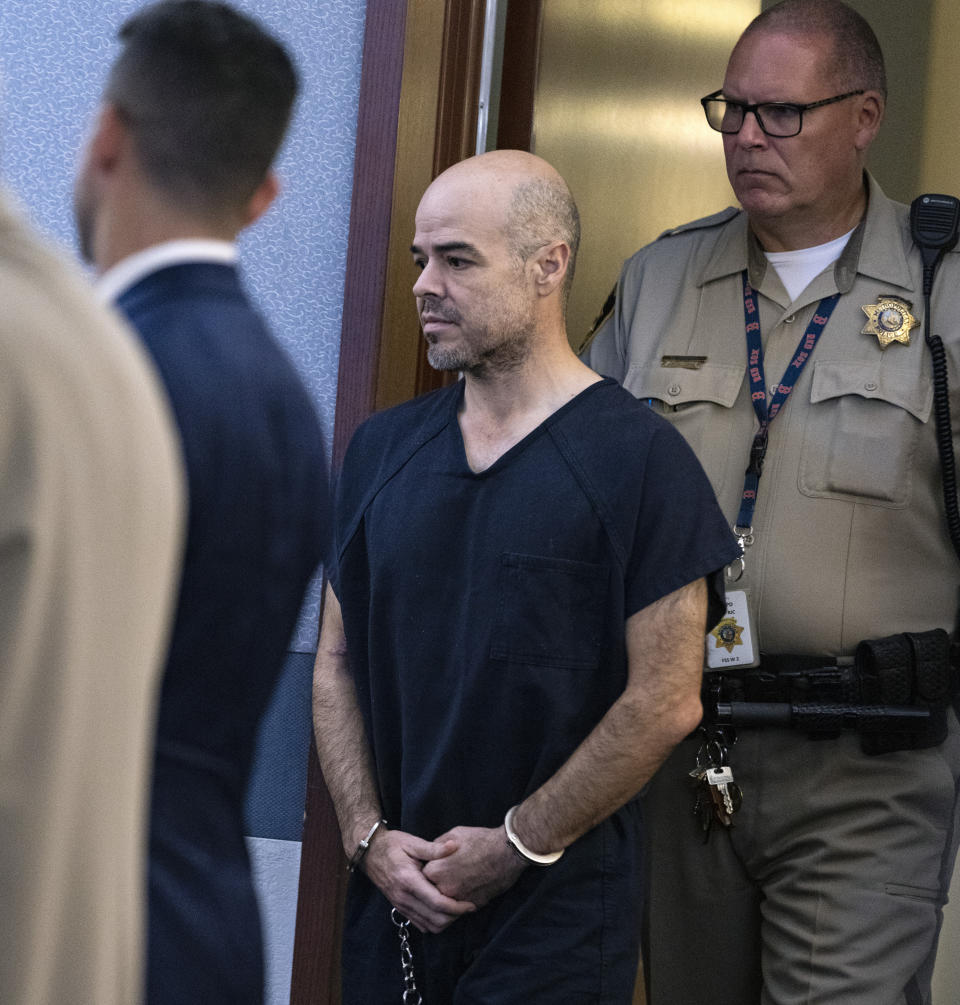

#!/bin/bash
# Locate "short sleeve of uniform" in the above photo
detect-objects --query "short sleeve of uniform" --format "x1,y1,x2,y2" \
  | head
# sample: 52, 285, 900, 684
624, 418, 736, 624
549, 380, 738, 628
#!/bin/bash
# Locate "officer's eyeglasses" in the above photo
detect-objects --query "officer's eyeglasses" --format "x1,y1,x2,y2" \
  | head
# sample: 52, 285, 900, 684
700, 89, 865, 138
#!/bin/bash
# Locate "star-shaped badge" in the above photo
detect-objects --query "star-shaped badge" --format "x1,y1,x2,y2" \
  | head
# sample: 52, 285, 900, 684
711, 617, 744, 654
861, 296, 919, 349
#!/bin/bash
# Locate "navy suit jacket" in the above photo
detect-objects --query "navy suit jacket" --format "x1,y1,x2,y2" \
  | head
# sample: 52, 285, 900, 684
116, 262, 329, 1004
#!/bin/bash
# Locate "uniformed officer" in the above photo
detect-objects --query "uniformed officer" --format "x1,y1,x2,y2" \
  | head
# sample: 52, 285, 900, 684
582, 2, 960, 1003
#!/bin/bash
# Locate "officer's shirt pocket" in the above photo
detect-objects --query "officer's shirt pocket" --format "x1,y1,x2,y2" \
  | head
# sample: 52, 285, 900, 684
799, 360, 932, 507
624, 361, 744, 498
490, 553, 609, 670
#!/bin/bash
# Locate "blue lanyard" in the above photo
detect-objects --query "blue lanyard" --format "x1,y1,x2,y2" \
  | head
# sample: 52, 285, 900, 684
736, 271, 840, 534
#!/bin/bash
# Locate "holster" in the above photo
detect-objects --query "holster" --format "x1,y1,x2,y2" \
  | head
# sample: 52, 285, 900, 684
856, 628, 955, 755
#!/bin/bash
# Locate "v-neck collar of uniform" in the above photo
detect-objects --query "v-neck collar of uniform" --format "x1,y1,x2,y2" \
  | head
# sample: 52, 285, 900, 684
448, 376, 613, 477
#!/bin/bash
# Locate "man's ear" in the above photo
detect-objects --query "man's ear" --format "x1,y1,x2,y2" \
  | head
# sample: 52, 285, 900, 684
854, 91, 884, 152
532, 240, 571, 297
88, 102, 128, 175
243, 171, 280, 228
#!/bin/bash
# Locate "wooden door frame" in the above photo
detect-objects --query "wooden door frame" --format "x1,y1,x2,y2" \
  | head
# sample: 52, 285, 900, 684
289, 3, 409, 997
497, 0, 541, 152
290, 1, 547, 1000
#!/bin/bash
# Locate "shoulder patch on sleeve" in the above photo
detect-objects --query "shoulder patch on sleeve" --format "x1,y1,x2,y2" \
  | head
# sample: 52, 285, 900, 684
656, 206, 740, 240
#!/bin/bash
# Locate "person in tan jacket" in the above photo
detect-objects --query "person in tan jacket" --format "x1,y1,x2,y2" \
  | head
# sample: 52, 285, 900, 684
0, 188, 184, 1004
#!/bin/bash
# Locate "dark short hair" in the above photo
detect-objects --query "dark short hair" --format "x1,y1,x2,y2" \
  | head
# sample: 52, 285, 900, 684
741, 0, 886, 99
106, 0, 298, 217
506, 177, 581, 310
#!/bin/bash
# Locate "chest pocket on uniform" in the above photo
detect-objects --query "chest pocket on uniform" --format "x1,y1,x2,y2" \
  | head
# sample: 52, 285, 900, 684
799, 360, 932, 507
490, 553, 609, 670
624, 361, 744, 499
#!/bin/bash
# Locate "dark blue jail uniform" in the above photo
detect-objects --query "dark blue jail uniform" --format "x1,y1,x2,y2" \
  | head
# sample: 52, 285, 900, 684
332, 377, 737, 1003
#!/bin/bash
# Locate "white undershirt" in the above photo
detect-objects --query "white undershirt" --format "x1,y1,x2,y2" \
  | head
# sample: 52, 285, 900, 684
764, 228, 855, 302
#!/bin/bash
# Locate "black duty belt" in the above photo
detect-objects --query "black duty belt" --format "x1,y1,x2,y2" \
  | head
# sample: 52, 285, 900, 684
701, 630, 959, 753
706, 654, 857, 704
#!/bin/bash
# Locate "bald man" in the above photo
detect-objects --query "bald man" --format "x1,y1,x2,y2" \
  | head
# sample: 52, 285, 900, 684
312, 150, 739, 1003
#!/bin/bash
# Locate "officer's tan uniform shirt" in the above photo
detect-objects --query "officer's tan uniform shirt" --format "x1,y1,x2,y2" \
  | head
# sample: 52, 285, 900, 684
0, 191, 185, 1004
585, 174, 959, 655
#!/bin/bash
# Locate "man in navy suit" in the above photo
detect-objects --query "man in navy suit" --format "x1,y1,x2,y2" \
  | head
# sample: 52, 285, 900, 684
73, 3, 329, 1001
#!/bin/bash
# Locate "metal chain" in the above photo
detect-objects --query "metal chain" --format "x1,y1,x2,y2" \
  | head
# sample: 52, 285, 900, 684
391, 908, 423, 1004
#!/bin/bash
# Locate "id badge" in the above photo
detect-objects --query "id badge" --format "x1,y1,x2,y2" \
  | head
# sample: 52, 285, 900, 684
705, 589, 759, 670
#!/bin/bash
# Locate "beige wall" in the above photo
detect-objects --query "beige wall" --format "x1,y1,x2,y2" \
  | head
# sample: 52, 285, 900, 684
835, 0, 933, 201
919, 0, 960, 196
530, 0, 760, 346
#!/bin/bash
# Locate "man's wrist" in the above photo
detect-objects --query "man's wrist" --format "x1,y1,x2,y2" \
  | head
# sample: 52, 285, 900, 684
503, 805, 564, 866
347, 818, 387, 873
